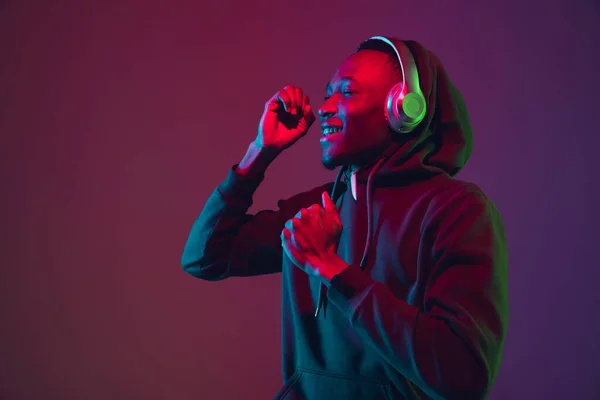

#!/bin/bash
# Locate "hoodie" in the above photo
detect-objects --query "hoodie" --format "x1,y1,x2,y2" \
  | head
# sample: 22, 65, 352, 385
181, 37, 509, 400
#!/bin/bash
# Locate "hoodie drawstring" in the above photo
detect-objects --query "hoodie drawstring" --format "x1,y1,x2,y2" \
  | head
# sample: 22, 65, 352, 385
314, 156, 387, 318
314, 166, 347, 318
359, 156, 387, 268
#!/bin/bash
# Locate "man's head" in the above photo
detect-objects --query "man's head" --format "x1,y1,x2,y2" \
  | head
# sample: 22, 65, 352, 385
319, 42, 403, 171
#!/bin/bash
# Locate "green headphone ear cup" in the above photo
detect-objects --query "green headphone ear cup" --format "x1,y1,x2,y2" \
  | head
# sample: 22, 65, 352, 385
402, 92, 426, 121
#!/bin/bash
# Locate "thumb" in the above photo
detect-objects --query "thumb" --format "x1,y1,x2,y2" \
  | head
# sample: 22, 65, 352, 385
322, 191, 336, 212
302, 104, 316, 126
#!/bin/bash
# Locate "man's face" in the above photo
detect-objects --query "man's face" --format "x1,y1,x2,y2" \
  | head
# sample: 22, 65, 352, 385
319, 49, 400, 171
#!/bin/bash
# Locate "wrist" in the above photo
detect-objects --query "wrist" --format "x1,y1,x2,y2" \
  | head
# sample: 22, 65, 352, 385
318, 253, 348, 285
253, 139, 282, 160
236, 141, 279, 177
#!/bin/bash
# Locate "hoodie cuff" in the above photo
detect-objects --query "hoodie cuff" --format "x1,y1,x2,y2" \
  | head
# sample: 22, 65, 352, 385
327, 263, 376, 319
217, 164, 265, 201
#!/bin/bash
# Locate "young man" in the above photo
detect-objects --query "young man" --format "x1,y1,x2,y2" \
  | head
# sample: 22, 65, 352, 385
181, 36, 508, 399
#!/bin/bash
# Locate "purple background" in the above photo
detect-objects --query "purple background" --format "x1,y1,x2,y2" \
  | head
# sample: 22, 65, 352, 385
2, 0, 599, 399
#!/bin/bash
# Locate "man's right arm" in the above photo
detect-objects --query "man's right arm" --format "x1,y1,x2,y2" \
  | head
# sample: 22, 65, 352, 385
181, 142, 291, 280
181, 84, 317, 280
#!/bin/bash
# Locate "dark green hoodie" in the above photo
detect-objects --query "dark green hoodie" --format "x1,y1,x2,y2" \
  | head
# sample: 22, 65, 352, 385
181, 37, 508, 400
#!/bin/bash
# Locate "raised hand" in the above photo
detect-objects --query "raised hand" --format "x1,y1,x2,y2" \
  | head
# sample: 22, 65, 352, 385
256, 84, 316, 153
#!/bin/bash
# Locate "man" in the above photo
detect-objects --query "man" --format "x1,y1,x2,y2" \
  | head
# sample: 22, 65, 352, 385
181, 36, 508, 399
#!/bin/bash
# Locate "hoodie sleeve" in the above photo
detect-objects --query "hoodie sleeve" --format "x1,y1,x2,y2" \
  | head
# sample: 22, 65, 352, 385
181, 165, 307, 281
326, 186, 509, 400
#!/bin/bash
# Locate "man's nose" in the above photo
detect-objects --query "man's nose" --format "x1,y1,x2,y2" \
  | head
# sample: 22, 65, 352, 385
318, 101, 337, 119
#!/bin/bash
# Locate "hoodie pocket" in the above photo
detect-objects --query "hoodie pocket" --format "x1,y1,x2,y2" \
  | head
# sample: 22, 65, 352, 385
273, 368, 392, 400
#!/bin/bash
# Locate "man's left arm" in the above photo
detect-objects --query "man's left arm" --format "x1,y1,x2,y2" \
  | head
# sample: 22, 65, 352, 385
325, 188, 509, 400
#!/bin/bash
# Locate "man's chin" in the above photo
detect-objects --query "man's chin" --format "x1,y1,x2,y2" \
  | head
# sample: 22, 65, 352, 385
321, 160, 337, 171
321, 152, 344, 171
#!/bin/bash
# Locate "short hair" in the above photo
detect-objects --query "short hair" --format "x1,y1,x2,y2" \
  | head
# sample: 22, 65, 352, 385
357, 39, 403, 81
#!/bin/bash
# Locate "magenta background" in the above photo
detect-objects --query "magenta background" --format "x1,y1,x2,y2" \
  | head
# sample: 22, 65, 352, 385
1, 0, 599, 399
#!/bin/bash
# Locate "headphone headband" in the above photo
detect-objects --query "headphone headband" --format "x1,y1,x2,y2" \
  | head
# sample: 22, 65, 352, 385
359, 36, 427, 133
365, 36, 423, 99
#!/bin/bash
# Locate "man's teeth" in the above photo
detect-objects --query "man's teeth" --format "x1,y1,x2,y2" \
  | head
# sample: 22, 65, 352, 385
322, 127, 342, 136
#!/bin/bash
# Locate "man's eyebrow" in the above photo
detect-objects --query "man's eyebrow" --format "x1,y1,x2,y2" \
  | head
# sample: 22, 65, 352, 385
325, 76, 358, 92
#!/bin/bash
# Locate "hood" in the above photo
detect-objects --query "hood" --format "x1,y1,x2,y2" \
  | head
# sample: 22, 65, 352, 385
314, 37, 473, 318
351, 37, 474, 186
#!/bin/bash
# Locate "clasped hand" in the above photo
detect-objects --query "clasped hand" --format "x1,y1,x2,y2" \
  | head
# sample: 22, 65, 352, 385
281, 191, 346, 281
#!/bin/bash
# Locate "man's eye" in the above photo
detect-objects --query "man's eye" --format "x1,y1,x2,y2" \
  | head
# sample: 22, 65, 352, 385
324, 91, 355, 100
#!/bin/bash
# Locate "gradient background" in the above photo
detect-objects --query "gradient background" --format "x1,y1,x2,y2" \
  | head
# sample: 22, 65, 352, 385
1, 0, 599, 399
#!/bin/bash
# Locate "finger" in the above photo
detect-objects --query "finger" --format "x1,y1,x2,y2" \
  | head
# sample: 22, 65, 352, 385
294, 208, 306, 220
281, 228, 293, 251
286, 217, 302, 231
265, 91, 282, 111
290, 226, 309, 251
281, 226, 305, 254
301, 93, 309, 111
286, 217, 297, 230
281, 235, 292, 255
286, 85, 298, 116
295, 87, 303, 115
278, 89, 292, 113
307, 204, 323, 217
281, 235, 306, 267
322, 191, 336, 212
302, 104, 316, 127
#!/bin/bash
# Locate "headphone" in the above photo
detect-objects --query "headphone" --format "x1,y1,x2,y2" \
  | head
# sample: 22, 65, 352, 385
360, 36, 427, 134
